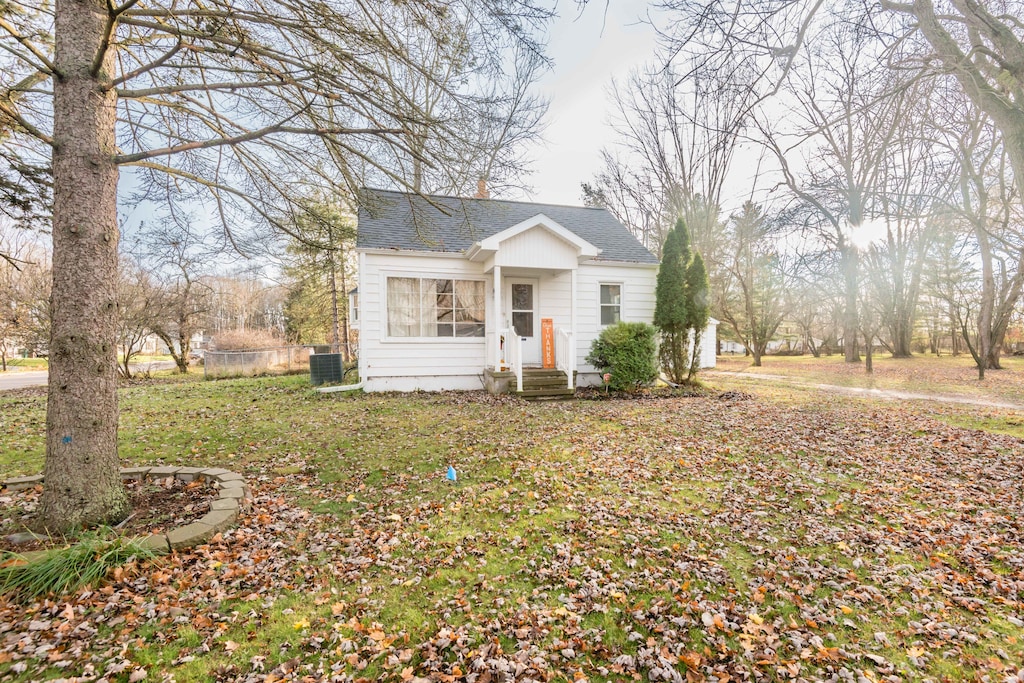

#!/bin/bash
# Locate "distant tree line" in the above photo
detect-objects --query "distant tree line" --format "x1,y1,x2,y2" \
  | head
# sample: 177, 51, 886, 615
584, 0, 1024, 378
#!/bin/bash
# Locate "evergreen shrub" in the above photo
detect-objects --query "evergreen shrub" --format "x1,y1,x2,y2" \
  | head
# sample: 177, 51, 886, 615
585, 321, 658, 392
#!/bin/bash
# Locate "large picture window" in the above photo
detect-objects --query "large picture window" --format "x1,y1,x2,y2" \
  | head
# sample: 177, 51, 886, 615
600, 283, 622, 325
387, 277, 486, 338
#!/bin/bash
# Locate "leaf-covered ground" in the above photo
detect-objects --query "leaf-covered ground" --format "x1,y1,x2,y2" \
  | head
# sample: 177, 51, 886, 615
714, 354, 1024, 408
0, 372, 1021, 682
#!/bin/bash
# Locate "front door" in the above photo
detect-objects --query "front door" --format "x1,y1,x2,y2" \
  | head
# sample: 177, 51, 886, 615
506, 279, 540, 365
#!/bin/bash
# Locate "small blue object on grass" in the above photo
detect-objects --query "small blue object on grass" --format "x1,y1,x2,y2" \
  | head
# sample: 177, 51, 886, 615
446, 465, 457, 482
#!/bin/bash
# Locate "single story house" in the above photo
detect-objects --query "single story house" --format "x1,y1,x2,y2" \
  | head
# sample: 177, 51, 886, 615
355, 188, 716, 395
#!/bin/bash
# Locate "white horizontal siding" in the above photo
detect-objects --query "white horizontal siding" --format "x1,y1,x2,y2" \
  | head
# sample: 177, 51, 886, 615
365, 375, 484, 392
359, 252, 489, 386
575, 262, 658, 372
535, 270, 571, 331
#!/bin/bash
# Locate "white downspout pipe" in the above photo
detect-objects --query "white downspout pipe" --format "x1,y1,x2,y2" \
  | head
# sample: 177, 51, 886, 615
319, 250, 367, 395
493, 264, 502, 369
570, 268, 577, 389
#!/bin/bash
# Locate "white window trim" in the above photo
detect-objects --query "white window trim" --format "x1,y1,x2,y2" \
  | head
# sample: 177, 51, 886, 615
598, 281, 624, 327
380, 271, 488, 343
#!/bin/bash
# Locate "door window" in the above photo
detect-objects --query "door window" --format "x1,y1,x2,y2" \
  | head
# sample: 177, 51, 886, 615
511, 283, 534, 337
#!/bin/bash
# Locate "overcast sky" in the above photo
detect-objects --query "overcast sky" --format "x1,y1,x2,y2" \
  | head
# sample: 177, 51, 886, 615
525, 0, 659, 206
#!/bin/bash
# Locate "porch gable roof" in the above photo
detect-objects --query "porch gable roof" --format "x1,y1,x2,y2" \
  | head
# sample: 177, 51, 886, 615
465, 213, 600, 263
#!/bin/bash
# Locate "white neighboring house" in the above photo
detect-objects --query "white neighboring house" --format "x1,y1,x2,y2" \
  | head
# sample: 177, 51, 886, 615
355, 189, 716, 394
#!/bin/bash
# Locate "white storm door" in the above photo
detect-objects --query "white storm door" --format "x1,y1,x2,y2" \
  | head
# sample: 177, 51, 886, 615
506, 279, 541, 365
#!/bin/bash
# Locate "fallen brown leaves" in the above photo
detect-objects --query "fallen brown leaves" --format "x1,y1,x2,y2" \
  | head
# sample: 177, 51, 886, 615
0, 385, 1021, 683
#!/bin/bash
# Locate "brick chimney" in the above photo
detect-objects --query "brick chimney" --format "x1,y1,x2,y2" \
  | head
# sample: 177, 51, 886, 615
475, 177, 489, 199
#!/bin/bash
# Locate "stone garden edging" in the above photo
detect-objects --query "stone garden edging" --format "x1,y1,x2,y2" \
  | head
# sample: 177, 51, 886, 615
2, 466, 252, 555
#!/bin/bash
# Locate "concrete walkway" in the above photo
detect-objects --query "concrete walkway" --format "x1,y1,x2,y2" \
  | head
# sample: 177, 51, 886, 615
0, 361, 178, 391
0, 369, 47, 391
706, 370, 1024, 411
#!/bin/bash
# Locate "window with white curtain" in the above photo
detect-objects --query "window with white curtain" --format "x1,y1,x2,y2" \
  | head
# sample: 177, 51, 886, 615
386, 277, 485, 338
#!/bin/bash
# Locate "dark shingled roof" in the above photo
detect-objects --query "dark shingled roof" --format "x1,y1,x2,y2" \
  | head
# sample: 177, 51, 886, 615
356, 188, 658, 265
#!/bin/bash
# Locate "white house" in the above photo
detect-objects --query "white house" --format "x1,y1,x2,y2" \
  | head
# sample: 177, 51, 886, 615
355, 189, 716, 396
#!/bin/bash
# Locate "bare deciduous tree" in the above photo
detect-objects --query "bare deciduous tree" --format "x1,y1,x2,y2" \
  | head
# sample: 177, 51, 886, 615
716, 201, 790, 366
863, 86, 955, 358
584, 56, 752, 258
941, 108, 1024, 377
880, 1, 1024, 204
650, 0, 1024, 371
1, 0, 551, 530
0, 228, 50, 366
758, 24, 912, 363
134, 224, 215, 375
115, 256, 160, 379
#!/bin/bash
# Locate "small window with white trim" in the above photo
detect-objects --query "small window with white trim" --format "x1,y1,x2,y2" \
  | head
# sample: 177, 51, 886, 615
600, 283, 622, 325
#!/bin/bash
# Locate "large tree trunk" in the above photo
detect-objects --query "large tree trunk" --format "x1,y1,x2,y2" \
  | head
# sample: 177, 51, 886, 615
40, 0, 129, 532
338, 245, 351, 364
891, 319, 911, 358
154, 328, 187, 374
949, 304, 961, 356
687, 330, 702, 382
327, 251, 341, 356
841, 246, 860, 363
975, 225, 995, 377
176, 324, 191, 373
987, 252, 1024, 369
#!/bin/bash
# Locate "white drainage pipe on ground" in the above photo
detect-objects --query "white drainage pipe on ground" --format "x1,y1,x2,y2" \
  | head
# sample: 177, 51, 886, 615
315, 380, 365, 394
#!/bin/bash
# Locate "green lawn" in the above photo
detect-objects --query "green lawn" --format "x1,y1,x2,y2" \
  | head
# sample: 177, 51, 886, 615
1, 357, 47, 370
124, 354, 175, 364
0, 371, 1021, 681
714, 353, 1024, 405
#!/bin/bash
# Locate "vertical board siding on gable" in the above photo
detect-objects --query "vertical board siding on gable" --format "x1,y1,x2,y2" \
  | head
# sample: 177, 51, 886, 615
575, 263, 658, 373
494, 227, 579, 270
361, 252, 488, 379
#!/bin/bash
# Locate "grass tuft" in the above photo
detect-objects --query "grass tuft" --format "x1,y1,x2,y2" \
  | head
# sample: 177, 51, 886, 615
0, 531, 161, 601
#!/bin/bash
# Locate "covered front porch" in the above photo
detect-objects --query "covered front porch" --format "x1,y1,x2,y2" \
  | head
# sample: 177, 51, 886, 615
465, 213, 601, 396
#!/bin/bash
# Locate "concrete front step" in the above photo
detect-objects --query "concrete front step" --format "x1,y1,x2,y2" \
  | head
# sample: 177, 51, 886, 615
523, 378, 574, 388
518, 387, 575, 400
514, 368, 577, 400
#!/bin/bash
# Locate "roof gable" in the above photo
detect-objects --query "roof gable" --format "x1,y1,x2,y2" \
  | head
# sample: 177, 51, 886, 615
466, 213, 600, 262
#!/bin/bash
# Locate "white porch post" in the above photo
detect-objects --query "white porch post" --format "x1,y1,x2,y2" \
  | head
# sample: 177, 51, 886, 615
570, 268, 577, 384
493, 265, 502, 369
570, 268, 577, 339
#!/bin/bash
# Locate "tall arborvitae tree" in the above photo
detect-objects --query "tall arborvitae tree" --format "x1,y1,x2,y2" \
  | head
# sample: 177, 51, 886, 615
654, 218, 692, 383
685, 251, 710, 381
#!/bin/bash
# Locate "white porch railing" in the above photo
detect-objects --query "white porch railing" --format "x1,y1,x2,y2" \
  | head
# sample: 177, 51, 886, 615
504, 328, 523, 392
555, 327, 575, 390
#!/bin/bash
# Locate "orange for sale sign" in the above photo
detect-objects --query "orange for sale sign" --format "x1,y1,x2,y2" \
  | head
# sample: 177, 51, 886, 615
541, 318, 554, 368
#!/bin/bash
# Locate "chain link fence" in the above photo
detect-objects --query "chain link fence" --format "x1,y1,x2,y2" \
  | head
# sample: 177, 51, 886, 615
203, 345, 311, 379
